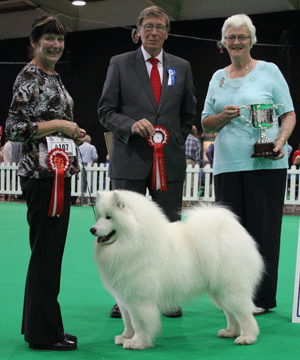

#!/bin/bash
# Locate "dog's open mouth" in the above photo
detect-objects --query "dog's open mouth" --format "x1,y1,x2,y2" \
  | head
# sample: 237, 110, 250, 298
97, 230, 116, 244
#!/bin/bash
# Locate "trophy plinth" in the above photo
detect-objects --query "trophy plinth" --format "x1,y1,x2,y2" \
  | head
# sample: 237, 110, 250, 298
251, 142, 278, 158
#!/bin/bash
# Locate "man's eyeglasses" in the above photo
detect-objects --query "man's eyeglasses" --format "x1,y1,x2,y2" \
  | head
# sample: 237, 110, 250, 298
225, 35, 251, 42
143, 24, 166, 32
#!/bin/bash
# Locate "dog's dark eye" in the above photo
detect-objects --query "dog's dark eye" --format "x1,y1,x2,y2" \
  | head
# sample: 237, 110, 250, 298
106, 215, 112, 220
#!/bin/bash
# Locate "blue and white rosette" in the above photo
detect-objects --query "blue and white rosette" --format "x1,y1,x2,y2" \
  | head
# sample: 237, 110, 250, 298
166, 67, 177, 86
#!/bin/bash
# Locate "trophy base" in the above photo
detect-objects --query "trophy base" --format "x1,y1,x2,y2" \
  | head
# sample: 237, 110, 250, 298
251, 142, 280, 158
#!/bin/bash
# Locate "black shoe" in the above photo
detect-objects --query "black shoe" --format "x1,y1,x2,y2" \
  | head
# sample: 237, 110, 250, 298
163, 307, 183, 318
253, 307, 271, 316
110, 304, 122, 318
64, 333, 77, 343
29, 338, 77, 351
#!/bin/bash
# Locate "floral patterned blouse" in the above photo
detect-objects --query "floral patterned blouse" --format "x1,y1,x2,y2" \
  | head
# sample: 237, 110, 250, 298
5, 63, 79, 178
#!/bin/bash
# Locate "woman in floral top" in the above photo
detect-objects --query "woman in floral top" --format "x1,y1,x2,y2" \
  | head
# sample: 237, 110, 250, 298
5, 16, 86, 351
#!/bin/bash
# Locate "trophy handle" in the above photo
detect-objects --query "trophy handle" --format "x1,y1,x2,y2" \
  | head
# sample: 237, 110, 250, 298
239, 105, 251, 125
273, 104, 284, 124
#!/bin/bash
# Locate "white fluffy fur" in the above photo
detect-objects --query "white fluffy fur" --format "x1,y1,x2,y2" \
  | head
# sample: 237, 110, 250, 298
91, 190, 264, 350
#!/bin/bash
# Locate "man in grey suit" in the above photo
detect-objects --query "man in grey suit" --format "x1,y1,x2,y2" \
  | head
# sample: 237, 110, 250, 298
98, 6, 197, 318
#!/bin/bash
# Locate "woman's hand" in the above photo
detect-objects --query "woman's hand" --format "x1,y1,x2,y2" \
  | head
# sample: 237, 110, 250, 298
202, 105, 240, 133
270, 138, 285, 160
222, 105, 240, 121
59, 120, 83, 139
74, 128, 87, 145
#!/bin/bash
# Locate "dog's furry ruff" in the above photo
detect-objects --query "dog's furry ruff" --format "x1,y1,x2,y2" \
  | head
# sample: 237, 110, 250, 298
91, 190, 264, 350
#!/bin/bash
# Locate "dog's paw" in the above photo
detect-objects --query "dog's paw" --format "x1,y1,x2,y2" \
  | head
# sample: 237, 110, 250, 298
123, 338, 152, 350
234, 335, 256, 345
115, 335, 131, 346
218, 329, 238, 338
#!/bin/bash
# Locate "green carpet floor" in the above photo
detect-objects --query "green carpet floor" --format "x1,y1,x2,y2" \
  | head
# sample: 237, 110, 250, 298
1, 202, 299, 360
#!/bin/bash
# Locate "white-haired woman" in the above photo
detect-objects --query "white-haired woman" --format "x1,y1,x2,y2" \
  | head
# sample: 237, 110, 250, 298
201, 14, 296, 315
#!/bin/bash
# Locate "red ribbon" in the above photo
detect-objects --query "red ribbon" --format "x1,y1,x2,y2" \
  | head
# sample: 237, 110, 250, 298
147, 126, 169, 191
47, 148, 71, 217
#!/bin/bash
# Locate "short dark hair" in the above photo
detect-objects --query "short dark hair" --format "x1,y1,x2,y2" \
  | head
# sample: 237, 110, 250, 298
30, 15, 67, 44
137, 6, 170, 32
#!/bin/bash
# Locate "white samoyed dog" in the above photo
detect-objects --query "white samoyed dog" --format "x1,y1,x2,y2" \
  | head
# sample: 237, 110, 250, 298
90, 190, 264, 350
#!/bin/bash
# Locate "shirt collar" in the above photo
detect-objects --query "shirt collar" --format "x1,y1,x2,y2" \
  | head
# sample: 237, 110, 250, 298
141, 46, 163, 64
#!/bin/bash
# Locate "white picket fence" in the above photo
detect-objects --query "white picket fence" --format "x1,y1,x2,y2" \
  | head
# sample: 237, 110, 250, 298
0, 162, 299, 205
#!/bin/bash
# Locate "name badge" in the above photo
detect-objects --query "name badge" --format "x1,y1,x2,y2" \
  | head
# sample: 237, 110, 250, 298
46, 136, 76, 157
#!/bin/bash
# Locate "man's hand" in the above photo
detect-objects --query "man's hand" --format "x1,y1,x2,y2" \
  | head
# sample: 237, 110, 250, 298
131, 119, 155, 138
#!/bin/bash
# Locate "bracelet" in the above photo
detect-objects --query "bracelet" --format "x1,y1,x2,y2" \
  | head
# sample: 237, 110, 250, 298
275, 136, 286, 144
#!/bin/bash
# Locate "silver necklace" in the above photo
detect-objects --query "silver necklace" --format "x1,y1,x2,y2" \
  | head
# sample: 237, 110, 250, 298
228, 59, 252, 88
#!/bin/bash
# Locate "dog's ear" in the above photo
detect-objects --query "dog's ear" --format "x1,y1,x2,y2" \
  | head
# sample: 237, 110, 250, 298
113, 191, 125, 209
96, 190, 102, 202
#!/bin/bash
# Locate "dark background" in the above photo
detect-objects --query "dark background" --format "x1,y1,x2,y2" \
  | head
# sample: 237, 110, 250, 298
1, 10, 299, 163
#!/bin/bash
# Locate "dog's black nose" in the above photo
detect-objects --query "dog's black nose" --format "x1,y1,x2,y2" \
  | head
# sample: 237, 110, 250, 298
90, 227, 96, 235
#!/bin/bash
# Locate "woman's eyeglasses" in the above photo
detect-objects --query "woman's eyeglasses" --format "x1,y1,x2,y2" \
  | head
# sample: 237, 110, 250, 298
225, 35, 251, 42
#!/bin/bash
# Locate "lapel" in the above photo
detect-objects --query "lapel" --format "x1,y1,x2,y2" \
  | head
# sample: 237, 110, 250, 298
132, 48, 157, 111
158, 52, 174, 112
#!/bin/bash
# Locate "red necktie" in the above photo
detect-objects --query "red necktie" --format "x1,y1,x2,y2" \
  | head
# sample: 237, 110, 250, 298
149, 58, 161, 107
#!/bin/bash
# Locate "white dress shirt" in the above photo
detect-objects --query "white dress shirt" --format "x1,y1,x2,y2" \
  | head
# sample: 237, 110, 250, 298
141, 46, 164, 83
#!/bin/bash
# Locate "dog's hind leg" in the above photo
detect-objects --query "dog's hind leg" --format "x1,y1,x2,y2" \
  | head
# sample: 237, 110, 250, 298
122, 303, 161, 350
233, 310, 259, 345
209, 294, 240, 338
211, 293, 259, 345
115, 305, 135, 346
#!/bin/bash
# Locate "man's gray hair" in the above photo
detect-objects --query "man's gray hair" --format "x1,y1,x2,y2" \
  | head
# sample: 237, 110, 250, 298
137, 6, 170, 32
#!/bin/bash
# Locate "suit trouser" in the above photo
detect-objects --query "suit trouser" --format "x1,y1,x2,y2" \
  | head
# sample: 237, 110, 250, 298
214, 169, 287, 309
20, 176, 71, 344
111, 173, 183, 222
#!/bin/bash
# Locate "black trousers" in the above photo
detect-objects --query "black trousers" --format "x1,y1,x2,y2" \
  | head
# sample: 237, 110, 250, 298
214, 169, 287, 309
20, 176, 71, 344
111, 173, 183, 222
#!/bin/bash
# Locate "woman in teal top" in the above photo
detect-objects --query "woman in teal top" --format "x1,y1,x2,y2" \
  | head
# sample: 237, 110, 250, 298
202, 14, 296, 315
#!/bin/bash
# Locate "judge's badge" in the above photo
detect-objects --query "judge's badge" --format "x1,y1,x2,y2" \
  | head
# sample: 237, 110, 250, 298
166, 67, 177, 86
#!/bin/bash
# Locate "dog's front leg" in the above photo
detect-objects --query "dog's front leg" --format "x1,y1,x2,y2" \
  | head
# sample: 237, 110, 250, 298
122, 304, 161, 350
115, 305, 135, 345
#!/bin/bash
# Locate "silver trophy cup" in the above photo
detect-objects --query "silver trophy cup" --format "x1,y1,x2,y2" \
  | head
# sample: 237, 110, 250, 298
240, 103, 284, 158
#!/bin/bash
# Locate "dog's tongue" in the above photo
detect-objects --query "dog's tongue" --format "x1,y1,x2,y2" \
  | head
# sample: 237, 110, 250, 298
97, 237, 104, 244
96, 230, 116, 244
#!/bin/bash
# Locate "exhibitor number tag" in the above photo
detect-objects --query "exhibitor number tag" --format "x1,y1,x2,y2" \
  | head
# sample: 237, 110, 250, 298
46, 136, 76, 156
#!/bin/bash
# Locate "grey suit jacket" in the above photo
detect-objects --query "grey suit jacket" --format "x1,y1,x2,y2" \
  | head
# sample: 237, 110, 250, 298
98, 47, 197, 181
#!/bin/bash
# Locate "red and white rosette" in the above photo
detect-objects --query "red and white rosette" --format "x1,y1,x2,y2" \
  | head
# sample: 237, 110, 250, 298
47, 148, 71, 217
147, 126, 169, 191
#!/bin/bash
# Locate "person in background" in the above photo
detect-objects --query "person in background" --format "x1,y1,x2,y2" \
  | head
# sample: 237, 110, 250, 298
98, 5, 197, 318
11, 142, 22, 164
183, 125, 201, 205
5, 15, 86, 351
292, 143, 300, 166
201, 14, 296, 315
78, 135, 98, 205
2, 137, 12, 163
205, 133, 217, 169
185, 125, 201, 167
2, 138, 13, 200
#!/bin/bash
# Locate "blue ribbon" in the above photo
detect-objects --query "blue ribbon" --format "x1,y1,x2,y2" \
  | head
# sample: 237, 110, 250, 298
166, 67, 177, 86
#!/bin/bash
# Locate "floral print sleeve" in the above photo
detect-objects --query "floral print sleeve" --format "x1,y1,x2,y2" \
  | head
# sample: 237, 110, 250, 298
5, 64, 79, 178
6, 68, 39, 142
